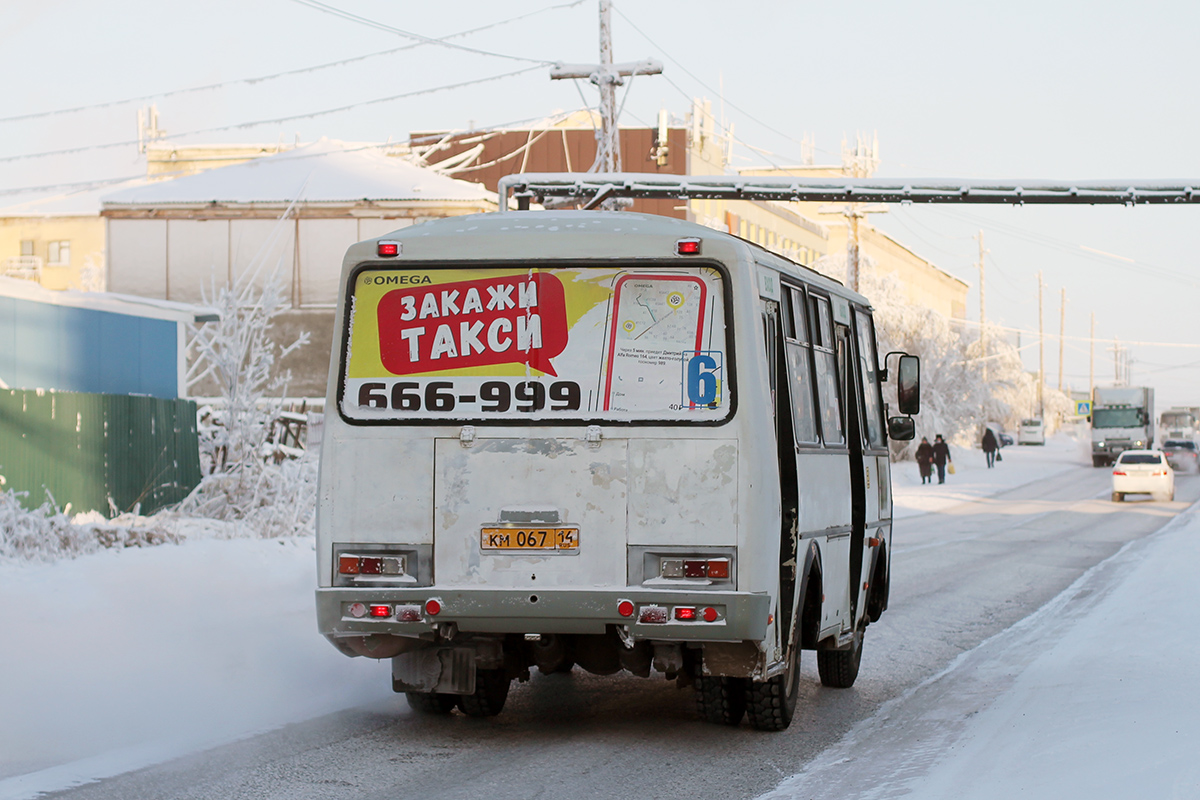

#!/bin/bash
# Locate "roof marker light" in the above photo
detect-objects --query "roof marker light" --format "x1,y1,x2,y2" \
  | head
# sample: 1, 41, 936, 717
676, 237, 702, 255
377, 240, 401, 257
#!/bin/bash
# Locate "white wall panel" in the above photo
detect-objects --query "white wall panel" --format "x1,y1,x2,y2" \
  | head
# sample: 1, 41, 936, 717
230, 218, 296, 296
298, 218, 358, 306
166, 219, 229, 303
107, 219, 167, 298
357, 217, 413, 242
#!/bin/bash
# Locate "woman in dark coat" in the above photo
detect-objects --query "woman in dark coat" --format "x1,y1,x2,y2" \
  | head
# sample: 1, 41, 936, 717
982, 428, 998, 469
915, 437, 934, 484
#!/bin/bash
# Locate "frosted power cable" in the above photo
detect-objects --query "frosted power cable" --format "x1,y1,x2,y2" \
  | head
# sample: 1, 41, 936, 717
0, 66, 544, 164
0, 1, 582, 125
288, 0, 554, 64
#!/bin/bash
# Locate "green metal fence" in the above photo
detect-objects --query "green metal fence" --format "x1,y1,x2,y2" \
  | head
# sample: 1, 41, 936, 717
0, 389, 202, 516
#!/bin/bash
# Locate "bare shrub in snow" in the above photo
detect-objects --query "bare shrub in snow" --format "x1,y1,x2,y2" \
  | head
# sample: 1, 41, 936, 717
0, 489, 179, 562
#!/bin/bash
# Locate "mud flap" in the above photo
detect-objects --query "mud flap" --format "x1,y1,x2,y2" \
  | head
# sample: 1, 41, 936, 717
392, 647, 476, 695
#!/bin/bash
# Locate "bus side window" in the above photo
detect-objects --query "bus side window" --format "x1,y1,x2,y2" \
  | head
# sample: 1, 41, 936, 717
854, 309, 887, 448
811, 295, 844, 445
784, 286, 819, 444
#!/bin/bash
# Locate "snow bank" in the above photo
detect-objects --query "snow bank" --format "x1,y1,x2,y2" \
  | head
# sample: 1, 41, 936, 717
0, 536, 392, 797
890, 431, 1092, 519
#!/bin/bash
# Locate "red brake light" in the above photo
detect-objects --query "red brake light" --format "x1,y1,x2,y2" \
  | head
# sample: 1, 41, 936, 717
617, 600, 635, 618
425, 598, 442, 616
674, 607, 697, 621
702, 607, 719, 622
368, 604, 391, 618
338, 555, 360, 575
1112, 470, 1126, 476
676, 237, 701, 255
377, 240, 400, 257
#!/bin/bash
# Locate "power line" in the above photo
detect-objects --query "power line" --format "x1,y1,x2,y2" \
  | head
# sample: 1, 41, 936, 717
610, 3, 823, 163
0, 1, 584, 126
0, 65, 545, 164
287, 0, 554, 65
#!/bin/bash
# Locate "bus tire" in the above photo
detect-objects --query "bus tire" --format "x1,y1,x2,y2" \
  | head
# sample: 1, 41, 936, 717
456, 669, 510, 717
405, 691, 458, 714
694, 675, 746, 726
744, 646, 800, 731
817, 632, 863, 689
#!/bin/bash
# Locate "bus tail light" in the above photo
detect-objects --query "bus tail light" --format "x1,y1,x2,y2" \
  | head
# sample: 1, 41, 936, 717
702, 607, 719, 622
659, 556, 732, 582
674, 607, 697, 621
617, 600, 635, 618
425, 598, 442, 616
368, 604, 392, 618
639, 605, 669, 624
396, 604, 423, 622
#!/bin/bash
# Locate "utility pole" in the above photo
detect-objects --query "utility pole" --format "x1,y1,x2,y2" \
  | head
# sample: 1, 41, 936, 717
978, 230, 987, 382
1113, 336, 1121, 385
549, 0, 662, 179
1089, 312, 1095, 401
1058, 287, 1066, 392
1037, 271, 1045, 418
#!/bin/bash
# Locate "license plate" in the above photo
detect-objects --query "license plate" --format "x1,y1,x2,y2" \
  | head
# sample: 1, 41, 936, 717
480, 527, 579, 552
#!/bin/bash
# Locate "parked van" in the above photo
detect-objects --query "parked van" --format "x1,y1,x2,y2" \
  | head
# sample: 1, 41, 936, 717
1018, 418, 1045, 445
315, 210, 919, 730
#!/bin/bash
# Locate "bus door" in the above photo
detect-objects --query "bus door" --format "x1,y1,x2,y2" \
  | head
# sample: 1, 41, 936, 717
763, 297, 801, 653
834, 312, 868, 627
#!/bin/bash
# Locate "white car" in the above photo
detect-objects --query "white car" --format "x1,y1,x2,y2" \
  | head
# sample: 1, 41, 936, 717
1018, 418, 1045, 445
1111, 450, 1174, 502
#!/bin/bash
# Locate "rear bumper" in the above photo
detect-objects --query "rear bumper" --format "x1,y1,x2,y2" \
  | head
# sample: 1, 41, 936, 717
316, 586, 772, 642
1112, 476, 1171, 494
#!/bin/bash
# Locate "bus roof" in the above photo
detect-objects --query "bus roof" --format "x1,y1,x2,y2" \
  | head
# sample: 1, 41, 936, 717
345, 210, 868, 307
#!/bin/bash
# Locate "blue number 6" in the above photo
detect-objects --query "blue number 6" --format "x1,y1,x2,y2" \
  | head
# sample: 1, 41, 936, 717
687, 353, 719, 405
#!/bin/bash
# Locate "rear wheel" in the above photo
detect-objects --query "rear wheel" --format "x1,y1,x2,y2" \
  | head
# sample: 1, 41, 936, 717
457, 669, 511, 717
744, 643, 801, 731
817, 631, 863, 689
695, 675, 747, 726
1111, 491, 1123, 502
405, 691, 458, 714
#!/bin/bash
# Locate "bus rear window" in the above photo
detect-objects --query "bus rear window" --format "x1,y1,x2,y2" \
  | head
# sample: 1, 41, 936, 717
340, 264, 730, 423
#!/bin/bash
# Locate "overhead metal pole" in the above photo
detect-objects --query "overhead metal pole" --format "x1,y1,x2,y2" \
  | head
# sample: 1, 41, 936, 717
498, 174, 1200, 211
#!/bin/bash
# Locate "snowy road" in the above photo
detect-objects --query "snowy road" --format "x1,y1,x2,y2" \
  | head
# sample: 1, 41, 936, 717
12, 451, 1195, 800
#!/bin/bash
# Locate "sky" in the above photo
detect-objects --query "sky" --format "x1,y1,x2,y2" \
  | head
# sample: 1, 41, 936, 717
3, 0, 1199, 407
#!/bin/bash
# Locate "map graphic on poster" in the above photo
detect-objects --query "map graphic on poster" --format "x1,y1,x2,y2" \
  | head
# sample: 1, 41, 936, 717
341, 266, 728, 422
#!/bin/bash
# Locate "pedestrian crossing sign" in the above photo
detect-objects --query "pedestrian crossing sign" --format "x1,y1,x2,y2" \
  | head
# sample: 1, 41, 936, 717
1076, 401, 1092, 416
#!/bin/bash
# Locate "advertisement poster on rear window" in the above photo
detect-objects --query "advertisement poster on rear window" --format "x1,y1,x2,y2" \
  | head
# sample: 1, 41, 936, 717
341, 265, 729, 422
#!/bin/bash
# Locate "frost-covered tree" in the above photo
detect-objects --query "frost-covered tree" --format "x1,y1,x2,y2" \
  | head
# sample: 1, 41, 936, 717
176, 213, 317, 538
815, 252, 1059, 460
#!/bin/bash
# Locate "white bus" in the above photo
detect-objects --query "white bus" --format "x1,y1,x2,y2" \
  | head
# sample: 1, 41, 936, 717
316, 210, 920, 731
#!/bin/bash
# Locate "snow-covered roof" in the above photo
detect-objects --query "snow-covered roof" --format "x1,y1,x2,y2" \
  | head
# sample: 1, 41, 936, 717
0, 177, 154, 217
100, 139, 495, 208
0, 276, 218, 323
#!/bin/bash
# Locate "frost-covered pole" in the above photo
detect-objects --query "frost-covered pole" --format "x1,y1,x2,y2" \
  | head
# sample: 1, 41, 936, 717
597, 0, 618, 173
1037, 271, 1045, 417
1058, 287, 1066, 392
978, 230, 987, 382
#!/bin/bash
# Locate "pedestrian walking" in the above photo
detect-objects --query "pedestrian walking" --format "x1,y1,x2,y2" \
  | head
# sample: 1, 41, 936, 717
916, 436, 934, 484
982, 427, 998, 469
933, 434, 952, 484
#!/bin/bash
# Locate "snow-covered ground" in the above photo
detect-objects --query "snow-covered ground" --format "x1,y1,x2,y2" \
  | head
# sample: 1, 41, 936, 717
2, 431, 1195, 799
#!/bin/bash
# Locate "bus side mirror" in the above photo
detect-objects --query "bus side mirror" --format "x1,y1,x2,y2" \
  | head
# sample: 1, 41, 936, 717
896, 355, 920, 415
888, 416, 916, 441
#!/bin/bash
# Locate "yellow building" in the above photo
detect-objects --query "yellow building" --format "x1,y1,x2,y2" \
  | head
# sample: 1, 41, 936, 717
0, 191, 109, 291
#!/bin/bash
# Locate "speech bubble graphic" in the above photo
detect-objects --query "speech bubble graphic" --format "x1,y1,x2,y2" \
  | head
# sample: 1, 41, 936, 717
377, 272, 568, 377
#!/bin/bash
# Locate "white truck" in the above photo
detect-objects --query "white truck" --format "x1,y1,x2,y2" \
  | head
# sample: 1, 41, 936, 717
1159, 407, 1200, 442
1091, 386, 1155, 467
